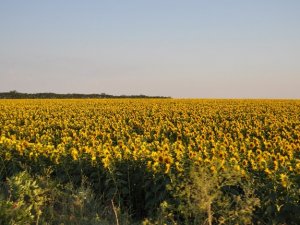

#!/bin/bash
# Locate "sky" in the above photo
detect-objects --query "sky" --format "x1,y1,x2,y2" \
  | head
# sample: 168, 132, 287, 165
1, 1, 300, 98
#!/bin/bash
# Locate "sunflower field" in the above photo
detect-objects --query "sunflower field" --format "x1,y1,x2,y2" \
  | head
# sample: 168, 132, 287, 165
0, 99, 299, 224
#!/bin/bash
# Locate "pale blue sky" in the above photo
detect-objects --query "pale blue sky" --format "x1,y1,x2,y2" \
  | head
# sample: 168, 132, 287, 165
1, 1, 300, 98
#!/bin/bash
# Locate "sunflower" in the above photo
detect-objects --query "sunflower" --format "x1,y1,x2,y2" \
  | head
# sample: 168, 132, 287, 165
280, 173, 288, 188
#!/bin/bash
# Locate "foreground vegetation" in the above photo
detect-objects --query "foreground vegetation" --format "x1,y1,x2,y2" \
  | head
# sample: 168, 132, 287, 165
0, 99, 299, 224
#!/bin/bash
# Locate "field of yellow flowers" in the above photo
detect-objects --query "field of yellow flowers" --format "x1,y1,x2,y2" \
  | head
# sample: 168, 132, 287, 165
1, 99, 300, 224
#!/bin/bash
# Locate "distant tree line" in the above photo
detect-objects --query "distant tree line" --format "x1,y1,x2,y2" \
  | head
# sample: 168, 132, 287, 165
0, 91, 171, 99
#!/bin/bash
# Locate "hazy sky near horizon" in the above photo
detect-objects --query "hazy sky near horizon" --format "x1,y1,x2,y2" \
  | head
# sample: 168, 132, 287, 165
1, 1, 300, 98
